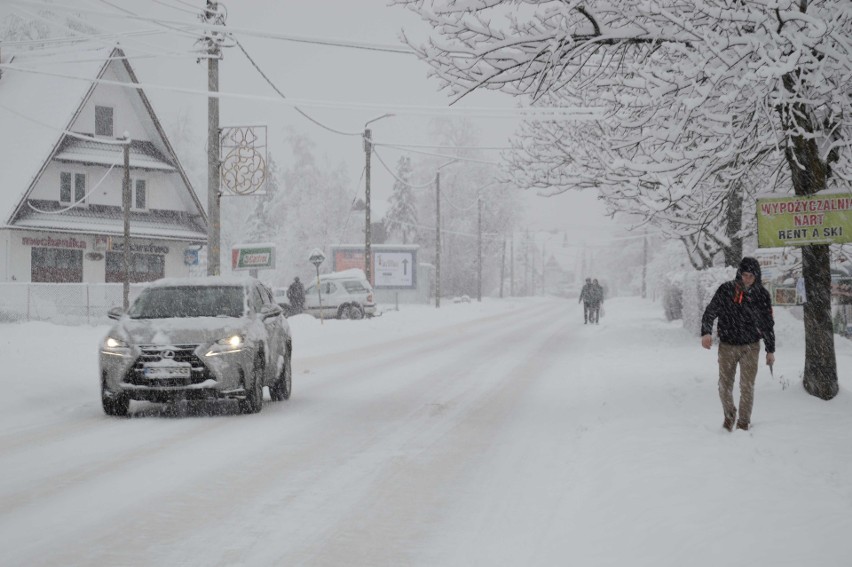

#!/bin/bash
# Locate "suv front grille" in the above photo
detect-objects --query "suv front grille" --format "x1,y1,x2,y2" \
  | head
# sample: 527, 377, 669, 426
126, 344, 211, 387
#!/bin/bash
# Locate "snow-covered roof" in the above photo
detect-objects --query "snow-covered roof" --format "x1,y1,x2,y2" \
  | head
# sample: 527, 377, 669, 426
13, 209, 206, 241
54, 139, 176, 172
0, 45, 111, 226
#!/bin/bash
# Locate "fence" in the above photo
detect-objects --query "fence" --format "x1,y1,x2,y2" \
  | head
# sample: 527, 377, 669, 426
0, 283, 147, 325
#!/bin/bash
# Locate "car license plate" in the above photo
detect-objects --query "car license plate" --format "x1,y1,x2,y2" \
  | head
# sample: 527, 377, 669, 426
144, 365, 191, 379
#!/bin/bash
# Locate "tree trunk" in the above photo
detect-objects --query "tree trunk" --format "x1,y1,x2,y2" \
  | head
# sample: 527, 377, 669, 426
801, 244, 838, 399
781, 72, 838, 400
723, 182, 743, 268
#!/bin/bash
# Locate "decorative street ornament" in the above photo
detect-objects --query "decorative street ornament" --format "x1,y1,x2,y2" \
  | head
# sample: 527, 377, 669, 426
219, 126, 267, 195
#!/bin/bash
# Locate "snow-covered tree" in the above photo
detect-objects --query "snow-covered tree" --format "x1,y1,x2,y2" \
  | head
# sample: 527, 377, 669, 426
396, 0, 852, 400
384, 156, 418, 244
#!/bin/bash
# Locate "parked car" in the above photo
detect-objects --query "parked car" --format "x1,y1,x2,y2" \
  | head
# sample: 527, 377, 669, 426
280, 269, 376, 320
99, 276, 292, 417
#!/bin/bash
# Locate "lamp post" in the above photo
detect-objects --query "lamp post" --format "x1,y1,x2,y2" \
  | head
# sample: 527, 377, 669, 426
363, 113, 394, 285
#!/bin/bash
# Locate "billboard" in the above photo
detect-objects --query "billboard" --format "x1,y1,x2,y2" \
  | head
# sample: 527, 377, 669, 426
757, 194, 852, 247
331, 245, 418, 289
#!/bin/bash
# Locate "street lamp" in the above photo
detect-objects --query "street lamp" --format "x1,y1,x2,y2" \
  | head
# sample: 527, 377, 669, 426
363, 113, 395, 285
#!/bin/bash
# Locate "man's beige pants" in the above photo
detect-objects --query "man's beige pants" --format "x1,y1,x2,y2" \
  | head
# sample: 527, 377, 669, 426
718, 342, 760, 425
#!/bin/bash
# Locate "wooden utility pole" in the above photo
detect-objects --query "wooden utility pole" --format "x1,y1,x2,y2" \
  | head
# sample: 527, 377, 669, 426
435, 170, 441, 308
642, 231, 648, 298
122, 136, 131, 310
510, 235, 515, 296
500, 238, 506, 298
477, 196, 482, 302
206, 1, 222, 275
364, 128, 372, 283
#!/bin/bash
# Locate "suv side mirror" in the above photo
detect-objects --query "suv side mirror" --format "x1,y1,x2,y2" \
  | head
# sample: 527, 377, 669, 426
107, 307, 124, 320
260, 304, 282, 319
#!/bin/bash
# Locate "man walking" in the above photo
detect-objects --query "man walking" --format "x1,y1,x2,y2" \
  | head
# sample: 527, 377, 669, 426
578, 278, 593, 324
287, 276, 305, 315
590, 278, 604, 324
701, 257, 775, 431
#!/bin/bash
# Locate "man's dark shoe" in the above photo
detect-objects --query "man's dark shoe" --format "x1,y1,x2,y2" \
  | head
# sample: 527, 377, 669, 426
723, 416, 735, 431
736, 422, 750, 431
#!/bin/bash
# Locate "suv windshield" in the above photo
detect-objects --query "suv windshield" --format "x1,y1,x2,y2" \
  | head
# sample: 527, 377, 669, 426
128, 286, 246, 319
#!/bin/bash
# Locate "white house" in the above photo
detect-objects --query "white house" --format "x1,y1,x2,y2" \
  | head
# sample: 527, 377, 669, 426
0, 44, 206, 283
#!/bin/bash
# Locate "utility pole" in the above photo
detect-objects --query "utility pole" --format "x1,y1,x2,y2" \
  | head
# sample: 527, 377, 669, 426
435, 170, 441, 308
205, 1, 223, 276
642, 231, 648, 298
477, 196, 482, 302
363, 128, 372, 284
122, 136, 131, 310
510, 235, 515, 296
500, 238, 506, 298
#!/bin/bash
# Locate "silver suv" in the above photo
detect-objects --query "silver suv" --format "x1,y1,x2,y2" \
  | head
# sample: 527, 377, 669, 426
100, 276, 292, 416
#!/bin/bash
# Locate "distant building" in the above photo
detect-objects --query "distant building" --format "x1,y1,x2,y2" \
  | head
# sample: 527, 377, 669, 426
0, 45, 206, 283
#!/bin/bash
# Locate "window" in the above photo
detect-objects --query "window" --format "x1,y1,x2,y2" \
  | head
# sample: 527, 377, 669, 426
95, 106, 113, 137
133, 179, 147, 210
105, 252, 165, 283
31, 248, 83, 282
60, 172, 86, 204
60, 172, 71, 202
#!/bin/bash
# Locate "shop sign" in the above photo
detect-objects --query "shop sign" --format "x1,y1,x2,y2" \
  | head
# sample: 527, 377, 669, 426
22, 236, 87, 249
232, 244, 275, 270
757, 194, 852, 247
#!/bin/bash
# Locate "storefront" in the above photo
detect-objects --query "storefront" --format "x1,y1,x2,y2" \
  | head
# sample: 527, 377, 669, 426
6, 231, 196, 284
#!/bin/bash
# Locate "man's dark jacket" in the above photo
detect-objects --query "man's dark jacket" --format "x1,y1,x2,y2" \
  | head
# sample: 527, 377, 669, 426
701, 257, 775, 353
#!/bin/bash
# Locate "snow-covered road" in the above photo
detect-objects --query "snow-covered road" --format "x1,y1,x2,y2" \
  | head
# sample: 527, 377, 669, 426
1, 297, 851, 566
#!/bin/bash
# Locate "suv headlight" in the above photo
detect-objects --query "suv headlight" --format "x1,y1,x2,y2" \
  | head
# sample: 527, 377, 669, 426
205, 334, 245, 357
102, 336, 131, 357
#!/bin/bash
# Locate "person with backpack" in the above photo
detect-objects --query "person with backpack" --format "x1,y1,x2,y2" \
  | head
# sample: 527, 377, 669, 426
701, 257, 775, 432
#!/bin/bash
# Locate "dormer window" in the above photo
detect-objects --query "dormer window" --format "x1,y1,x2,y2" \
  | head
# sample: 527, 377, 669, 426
95, 106, 113, 137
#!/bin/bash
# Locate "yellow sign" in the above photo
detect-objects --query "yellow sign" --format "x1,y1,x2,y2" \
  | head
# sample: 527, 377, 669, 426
757, 194, 852, 247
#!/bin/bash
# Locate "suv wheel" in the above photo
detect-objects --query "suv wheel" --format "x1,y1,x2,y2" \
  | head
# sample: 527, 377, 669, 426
240, 356, 264, 414
349, 304, 365, 320
101, 375, 129, 417
270, 345, 292, 401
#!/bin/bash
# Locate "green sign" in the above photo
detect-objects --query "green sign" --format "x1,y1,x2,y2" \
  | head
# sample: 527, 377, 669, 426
757, 195, 852, 247
231, 245, 275, 271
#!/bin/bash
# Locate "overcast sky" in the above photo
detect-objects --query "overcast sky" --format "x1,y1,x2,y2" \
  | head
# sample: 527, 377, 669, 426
1, 0, 615, 259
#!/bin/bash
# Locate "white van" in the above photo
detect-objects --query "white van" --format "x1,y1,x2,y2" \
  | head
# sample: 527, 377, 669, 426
300, 269, 376, 319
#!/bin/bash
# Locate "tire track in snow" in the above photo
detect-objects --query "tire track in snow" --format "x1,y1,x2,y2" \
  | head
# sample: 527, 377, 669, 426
35, 309, 564, 564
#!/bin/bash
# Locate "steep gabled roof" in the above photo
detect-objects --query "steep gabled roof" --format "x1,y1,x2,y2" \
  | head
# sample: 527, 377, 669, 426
0, 44, 207, 236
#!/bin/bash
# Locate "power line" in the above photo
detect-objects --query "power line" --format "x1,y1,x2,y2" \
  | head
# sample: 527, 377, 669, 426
0, 27, 175, 48
0, 61, 598, 119
7, 0, 416, 55
375, 143, 501, 166
0, 100, 131, 145
233, 38, 361, 137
